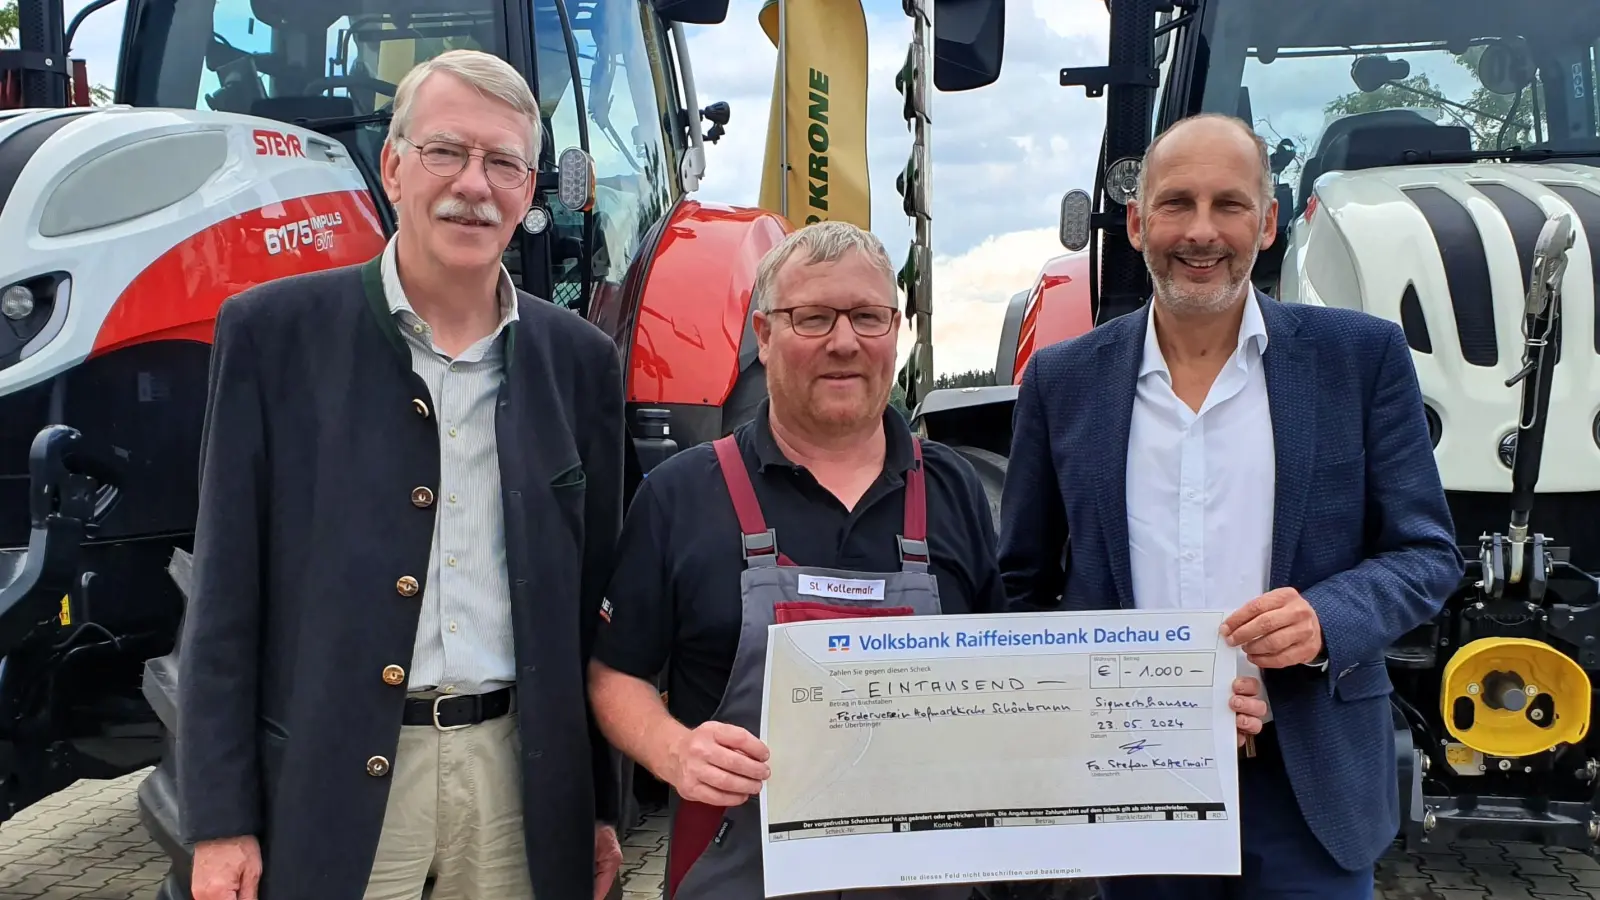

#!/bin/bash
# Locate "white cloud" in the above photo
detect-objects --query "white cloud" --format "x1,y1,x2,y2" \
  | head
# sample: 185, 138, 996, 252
913, 226, 1073, 376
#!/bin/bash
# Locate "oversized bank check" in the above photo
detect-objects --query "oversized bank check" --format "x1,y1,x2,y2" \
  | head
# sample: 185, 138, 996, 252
756, 608, 1241, 897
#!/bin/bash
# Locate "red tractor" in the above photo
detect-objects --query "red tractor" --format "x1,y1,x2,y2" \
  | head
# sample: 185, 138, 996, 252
0, 0, 1004, 893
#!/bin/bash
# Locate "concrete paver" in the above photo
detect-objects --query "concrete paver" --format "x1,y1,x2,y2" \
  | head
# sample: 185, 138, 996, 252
0, 769, 164, 900
3, 770, 1598, 900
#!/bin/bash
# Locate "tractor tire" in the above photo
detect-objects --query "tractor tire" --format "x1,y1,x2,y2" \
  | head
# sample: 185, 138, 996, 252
952, 445, 1008, 529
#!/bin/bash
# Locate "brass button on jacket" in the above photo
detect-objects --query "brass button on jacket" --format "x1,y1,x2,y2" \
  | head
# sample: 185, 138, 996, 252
366, 755, 390, 777
382, 665, 406, 685
396, 575, 419, 597
411, 486, 435, 508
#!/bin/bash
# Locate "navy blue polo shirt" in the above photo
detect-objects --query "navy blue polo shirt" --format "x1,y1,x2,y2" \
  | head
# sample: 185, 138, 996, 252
591, 401, 1005, 729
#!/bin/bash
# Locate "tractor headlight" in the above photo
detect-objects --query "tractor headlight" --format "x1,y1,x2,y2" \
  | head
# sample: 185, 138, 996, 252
0, 272, 70, 371
1, 285, 33, 320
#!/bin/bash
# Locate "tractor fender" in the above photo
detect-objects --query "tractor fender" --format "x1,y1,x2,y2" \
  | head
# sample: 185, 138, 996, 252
1002, 251, 1095, 387
597, 196, 791, 457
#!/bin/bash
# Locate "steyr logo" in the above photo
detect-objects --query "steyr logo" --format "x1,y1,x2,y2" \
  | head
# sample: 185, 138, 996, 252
253, 129, 305, 158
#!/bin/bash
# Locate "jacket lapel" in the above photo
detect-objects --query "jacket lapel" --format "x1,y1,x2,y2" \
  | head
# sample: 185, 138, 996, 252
1094, 305, 1148, 610
1257, 294, 1316, 589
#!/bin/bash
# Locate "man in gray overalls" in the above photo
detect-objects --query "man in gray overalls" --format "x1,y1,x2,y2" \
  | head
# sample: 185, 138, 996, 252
587, 221, 1012, 898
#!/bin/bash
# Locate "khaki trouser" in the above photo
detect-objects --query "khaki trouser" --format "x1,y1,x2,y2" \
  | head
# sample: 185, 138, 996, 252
361, 699, 533, 900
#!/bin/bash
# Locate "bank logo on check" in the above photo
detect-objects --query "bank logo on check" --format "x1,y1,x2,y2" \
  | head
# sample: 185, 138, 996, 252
827, 635, 850, 652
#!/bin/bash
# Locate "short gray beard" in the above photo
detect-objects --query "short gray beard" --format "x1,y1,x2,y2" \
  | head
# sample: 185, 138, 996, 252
1144, 238, 1260, 316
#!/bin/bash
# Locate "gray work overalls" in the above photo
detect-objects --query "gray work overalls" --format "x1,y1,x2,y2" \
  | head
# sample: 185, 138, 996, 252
665, 434, 973, 900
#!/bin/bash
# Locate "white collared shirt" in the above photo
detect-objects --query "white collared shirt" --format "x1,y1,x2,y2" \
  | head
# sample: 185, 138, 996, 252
1125, 293, 1277, 718
380, 237, 521, 697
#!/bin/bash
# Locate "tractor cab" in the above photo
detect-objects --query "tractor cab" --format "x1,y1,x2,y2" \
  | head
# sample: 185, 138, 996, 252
1157, 0, 1600, 291
110, 0, 719, 317
1059, 0, 1600, 321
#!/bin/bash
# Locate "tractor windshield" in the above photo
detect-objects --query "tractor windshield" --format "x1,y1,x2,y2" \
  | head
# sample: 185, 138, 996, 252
528, 0, 682, 310
1180, 0, 1600, 215
119, 0, 510, 182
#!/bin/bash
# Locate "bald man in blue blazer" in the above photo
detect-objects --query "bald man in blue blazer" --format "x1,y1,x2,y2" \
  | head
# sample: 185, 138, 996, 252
997, 114, 1464, 900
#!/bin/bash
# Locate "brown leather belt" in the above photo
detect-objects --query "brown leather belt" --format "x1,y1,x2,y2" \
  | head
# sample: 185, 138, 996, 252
403, 685, 514, 730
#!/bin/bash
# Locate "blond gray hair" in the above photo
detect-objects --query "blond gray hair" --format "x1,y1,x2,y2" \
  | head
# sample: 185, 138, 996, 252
386, 49, 541, 162
752, 220, 898, 313
1135, 113, 1274, 216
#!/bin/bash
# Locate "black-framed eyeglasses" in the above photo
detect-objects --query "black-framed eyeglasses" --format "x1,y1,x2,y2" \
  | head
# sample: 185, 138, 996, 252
770, 305, 899, 338
400, 137, 533, 190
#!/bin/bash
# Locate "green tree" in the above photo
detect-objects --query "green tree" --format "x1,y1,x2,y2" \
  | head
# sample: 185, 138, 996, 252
1, 0, 113, 104
1324, 51, 1539, 151
933, 368, 998, 390
1, 0, 18, 43
885, 368, 998, 420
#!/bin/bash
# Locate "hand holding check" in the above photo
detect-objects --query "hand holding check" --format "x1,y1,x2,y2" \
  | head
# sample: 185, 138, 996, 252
1219, 587, 1324, 668
1231, 676, 1268, 749
1221, 588, 1321, 755
665, 719, 771, 807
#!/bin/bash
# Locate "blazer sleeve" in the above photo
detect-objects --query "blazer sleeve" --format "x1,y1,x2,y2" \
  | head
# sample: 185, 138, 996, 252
176, 296, 269, 843
997, 355, 1070, 612
579, 337, 627, 826
1302, 321, 1465, 690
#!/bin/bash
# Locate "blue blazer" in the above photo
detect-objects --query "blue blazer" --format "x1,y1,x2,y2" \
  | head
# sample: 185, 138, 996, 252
997, 291, 1465, 873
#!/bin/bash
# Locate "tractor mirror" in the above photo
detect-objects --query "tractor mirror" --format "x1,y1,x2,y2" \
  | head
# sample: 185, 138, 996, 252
651, 0, 730, 24
930, 0, 1005, 92
557, 147, 596, 213
1060, 189, 1091, 252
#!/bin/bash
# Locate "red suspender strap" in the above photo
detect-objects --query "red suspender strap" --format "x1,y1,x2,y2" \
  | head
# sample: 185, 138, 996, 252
900, 438, 929, 564
712, 435, 768, 536
712, 435, 795, 566
904, 438, 928, 540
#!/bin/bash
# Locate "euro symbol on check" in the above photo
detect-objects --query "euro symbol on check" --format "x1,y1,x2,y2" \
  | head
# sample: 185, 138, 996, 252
1097, 664, 1112, 677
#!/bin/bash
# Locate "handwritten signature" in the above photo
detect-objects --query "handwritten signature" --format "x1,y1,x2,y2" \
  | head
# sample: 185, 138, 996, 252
1118, 738, 1160, 755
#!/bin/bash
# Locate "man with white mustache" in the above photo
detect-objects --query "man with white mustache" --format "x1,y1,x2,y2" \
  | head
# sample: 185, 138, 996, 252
179, 49, 627, 900
997, 113, 1462, 900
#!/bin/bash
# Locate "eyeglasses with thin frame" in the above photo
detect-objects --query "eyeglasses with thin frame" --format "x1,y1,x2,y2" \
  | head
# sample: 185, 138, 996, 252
770, 305, 900, 338
400, 137, 533, 190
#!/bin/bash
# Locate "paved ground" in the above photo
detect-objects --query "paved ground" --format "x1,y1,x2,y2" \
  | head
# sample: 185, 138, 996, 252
2, 770, 1599, 899
0, 770, 168, 899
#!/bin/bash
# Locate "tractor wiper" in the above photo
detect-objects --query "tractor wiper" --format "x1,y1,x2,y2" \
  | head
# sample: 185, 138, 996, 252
281, 109, 393, 135
1400, 146, 1600, 165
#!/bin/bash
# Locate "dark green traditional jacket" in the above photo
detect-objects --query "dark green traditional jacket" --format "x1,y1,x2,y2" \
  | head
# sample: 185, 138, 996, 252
175, 254, 626, 900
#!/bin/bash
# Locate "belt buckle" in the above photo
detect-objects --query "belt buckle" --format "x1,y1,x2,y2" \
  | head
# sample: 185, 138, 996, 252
432, 694, 471, 732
